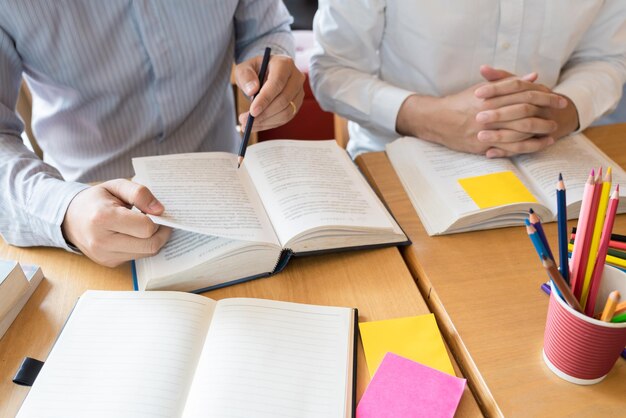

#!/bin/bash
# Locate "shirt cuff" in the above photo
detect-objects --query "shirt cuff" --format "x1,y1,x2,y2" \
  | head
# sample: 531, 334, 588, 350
553, 83, 593, 134
370, 85, 415, 135
28, 178, 89, 252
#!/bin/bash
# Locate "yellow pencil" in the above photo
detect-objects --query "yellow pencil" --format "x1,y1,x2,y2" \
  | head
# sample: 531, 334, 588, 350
600, 290, 621, 322
581, 167, 611, 307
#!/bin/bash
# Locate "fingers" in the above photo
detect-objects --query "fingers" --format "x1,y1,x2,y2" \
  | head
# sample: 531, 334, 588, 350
479, 65, 515, 82
240, 88, 305, 131
483, 117, 557, 135
101, 179, 164, 215
249, 56, 305, 118
477, 129, 532, 144
475, 77, 550, 99
105, 226, 173, 257
480, 90, 568, 111
485, 136, 555, 158
234, 58, 263, 97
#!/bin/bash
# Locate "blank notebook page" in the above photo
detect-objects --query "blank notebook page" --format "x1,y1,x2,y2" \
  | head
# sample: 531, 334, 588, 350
17, 291, 215, 418
181, 298, 353, 418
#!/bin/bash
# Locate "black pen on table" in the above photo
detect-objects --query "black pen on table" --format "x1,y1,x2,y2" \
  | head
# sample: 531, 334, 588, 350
237, 47, 271, 168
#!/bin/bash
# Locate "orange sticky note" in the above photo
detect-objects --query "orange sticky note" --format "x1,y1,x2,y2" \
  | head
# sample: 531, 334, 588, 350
458, 171, 537, 209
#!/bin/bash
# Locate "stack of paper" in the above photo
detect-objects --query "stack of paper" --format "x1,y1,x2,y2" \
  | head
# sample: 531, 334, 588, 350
0, 260, 44, 339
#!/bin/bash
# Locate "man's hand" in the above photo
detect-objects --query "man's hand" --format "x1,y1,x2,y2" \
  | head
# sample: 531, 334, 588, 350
474, 65, 580, 157
235, 54, 305, 131
62, 179, 172, 267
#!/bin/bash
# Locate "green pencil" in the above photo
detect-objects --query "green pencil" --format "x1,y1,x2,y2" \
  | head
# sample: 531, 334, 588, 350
610, 311, 626, 323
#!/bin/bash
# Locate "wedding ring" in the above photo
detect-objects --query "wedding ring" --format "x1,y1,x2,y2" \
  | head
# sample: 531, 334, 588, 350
289, 100, 297, 116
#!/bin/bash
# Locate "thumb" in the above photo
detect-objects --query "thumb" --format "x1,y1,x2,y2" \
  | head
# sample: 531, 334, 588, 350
101, 179, 164, 215
479, 65, 515, 81
234, 59, 261, 97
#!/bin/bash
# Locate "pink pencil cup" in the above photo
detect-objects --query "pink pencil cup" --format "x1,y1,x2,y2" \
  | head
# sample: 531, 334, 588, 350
543, 265, 626, 384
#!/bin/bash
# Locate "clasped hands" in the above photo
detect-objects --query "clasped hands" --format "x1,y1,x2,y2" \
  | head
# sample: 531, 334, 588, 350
398, 65, 580, 158
62, 53, 305, 267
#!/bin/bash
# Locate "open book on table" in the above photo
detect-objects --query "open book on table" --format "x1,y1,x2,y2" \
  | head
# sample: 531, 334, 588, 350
386, 133, 626, 236
16, 291, 358, 418
132, 140, 408, 292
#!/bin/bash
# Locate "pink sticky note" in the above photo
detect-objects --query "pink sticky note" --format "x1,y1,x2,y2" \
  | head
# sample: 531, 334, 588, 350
357, 352, 466, 418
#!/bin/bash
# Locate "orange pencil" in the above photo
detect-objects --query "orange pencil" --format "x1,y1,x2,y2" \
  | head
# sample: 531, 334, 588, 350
569, 170, 596, 300
600, 290, 621, 322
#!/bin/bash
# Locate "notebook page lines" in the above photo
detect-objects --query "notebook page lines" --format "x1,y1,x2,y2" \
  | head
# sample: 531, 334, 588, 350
17, 292, 215, 418
181, 299, 352, 418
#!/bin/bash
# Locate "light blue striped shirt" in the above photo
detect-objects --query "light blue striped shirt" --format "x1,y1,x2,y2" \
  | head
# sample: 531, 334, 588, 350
0, 1, 294, 249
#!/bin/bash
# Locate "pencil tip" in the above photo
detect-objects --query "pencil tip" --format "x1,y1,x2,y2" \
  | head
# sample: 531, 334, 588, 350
529, 208, 534, 214
558, 172, 563, 181
591, 168, 595, 177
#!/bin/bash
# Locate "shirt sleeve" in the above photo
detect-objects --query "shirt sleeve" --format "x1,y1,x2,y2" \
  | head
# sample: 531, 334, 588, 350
309, 0, 415, 136
233, 0, 295, 62
553, 0, 626, 132
0, 27, 88, 250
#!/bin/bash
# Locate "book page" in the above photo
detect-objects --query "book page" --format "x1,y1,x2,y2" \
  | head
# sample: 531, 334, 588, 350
514, 133, 626, 216
17, 291, 216, 418
135, 229, 243, 283
182, 298, 354, 418
386, 137, 549, 234
132, 153, 279, 244
243, 140, 397, 246
134, 229, 282, 291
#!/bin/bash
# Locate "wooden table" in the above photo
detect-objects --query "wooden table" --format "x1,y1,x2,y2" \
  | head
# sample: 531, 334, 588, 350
0, 241, 482, 417
356, 123, 626, 417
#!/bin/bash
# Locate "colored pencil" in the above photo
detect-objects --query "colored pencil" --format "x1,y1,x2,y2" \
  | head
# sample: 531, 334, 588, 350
614, 301, 626, 316
568, 242, 626, 269
584, 186, 620, 316
571, 231, 626, 252
556, 173, 569, 283
542, 256, 583, 312
581, 168, 611, 307
237, 47, 271, 168
611, 311, 626, 323
525, 219, 548, 259
529, 208, 554, 261
600, 290, 620, 322
607, 247, 626, 260
569, 170, 596, 300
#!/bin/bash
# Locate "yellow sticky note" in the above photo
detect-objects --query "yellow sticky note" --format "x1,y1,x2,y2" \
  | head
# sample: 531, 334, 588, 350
359, 314, 455, 377
458, 171, 537, 209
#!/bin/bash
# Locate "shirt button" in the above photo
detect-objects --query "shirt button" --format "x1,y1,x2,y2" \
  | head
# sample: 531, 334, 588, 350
501, 41, 511, 50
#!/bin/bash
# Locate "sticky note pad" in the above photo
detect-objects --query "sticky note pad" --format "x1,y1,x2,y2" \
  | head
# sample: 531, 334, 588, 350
357, 353, 466, 418
359, 314, 454, 377
458, 171, 537, 209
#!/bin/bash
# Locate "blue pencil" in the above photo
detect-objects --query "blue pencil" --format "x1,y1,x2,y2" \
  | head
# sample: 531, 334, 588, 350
526, 219, 563, 300
529, 208, 555, 261
556, 174, 569, 284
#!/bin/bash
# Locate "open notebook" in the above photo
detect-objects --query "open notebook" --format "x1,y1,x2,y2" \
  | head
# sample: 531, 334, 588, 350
387, 133, 626, 235
16, 291, 358, 418
132, 140, 408, 292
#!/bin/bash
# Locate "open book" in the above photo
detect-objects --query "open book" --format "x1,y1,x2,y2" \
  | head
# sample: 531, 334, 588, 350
132, 140, 407, 292
386, 134, 626, 236
17, 291, 358, 418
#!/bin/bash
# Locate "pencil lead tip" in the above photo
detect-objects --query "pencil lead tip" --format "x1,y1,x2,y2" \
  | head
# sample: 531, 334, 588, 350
529, 208, 534, 214
591, 168, 595, 177
558, 172, 563, 181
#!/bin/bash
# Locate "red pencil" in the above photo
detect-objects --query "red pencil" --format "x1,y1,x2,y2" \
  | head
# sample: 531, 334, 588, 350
569, 170, 596, 300
585, 186, 620, 316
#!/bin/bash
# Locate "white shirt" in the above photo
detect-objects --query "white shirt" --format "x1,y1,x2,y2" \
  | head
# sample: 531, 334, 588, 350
309, 0, 626, 157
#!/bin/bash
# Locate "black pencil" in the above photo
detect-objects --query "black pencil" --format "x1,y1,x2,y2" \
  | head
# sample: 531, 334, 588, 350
238, 47, 271, 168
